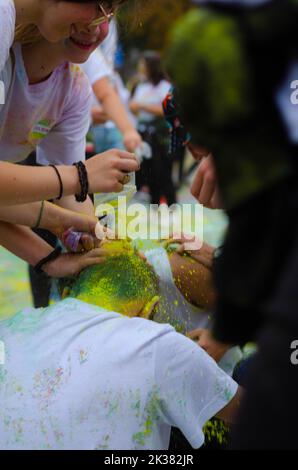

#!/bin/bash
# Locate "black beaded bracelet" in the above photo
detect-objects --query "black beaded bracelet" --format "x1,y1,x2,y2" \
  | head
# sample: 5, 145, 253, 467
34, 247, 62, 275
49, 165, 63, 200
73, 161, 89, 202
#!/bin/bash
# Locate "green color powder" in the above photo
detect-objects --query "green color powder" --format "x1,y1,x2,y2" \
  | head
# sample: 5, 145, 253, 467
70, 240, 159, 316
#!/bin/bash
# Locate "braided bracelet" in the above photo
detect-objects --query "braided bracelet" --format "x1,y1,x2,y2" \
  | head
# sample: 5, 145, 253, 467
34, 200, 45, 229
73, 161, 89, 202
34, 247, 62, 275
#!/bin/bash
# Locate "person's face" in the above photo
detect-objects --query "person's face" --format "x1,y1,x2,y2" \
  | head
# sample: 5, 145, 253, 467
38, 1, 111, 44
60, 19, 110, 63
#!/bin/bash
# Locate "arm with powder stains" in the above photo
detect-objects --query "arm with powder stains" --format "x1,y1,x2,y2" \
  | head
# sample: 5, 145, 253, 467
168, 250, 233, 363
168, 251, 216, 310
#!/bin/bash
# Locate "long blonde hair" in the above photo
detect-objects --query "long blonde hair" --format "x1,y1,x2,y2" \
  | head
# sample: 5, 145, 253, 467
14, 24, 42, 45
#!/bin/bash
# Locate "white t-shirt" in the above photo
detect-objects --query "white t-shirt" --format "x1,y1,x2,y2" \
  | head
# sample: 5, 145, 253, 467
80, 48, 112, 94
0, 0, 16, 122
0, 298, 237, 450
133, 79, 171, 123
81, 50, 133, 130
0, 43, 92, 165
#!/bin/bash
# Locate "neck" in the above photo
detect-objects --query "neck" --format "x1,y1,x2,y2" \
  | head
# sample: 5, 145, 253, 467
22, 40, 65, 84
14, 0, 40, 25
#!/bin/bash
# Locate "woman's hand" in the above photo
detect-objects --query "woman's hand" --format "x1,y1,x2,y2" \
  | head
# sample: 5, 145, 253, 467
123, 129, 142, 153
42, 247, 108, 278
86, 149, 140, 194
187, 328, 231, 363
62, 224, 115, 253
162, 233, 215, 270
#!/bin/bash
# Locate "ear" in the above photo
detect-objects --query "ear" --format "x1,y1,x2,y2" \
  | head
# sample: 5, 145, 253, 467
139, 296, 160, 320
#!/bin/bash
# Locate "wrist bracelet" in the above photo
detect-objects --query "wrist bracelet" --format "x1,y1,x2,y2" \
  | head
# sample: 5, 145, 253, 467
49, 165, 63, 200
73, 161, 89, 202
34, 200, 45, 229
34, 247, 62, 275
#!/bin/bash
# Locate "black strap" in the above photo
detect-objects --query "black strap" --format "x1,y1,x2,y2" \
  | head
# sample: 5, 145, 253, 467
49, 165, 63, 200
34, 247, 62, 275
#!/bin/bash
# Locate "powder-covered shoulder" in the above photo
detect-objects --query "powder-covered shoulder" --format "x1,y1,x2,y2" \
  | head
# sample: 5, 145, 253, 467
0, 0, 16, 73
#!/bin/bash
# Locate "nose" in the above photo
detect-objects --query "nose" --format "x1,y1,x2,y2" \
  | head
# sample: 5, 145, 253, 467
77, 22, 101, 35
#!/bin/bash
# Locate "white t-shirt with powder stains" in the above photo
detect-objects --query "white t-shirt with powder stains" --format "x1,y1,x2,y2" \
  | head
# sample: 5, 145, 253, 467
0, 43, 92, 165
0, 298, 237, 450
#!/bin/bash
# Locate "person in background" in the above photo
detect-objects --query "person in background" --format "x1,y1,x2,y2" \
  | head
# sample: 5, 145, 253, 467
130, 51, 176, 206
81, 46, 141, 154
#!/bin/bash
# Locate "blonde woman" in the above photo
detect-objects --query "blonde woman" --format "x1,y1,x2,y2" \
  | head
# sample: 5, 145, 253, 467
0, 0, 139, 277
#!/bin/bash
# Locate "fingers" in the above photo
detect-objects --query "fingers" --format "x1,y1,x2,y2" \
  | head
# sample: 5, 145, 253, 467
191, 156, 217, 207
79, 255, 107, 270
198, 171, 216, 207
191, 165, 204, 201
82, 247, 109, 258
115, 158, 140, 173
187, 328, 204, 340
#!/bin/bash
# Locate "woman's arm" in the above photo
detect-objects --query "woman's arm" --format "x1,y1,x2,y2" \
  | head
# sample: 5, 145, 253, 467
0, 162, 79, 206
129, 102, 164, 118
168, 251, 216, 310
0, 151, 140, 206
55, 195, 95, 217
0, 200, 98, 235
92, 77, 141, 152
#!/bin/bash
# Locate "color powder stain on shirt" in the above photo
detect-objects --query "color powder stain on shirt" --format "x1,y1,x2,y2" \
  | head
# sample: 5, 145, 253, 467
0, 366, 7, 384
132, 387, 161, 446
6, 307, 46, 333
33, 366, 66, 408
107, 400, 119, 418
78, 349, 88, 365
96, 434, 110, 450
130, 389, 141, 418
214, 379, 235, 403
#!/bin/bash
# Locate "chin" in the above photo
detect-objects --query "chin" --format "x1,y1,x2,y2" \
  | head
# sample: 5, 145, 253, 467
65, 43, 98, 64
